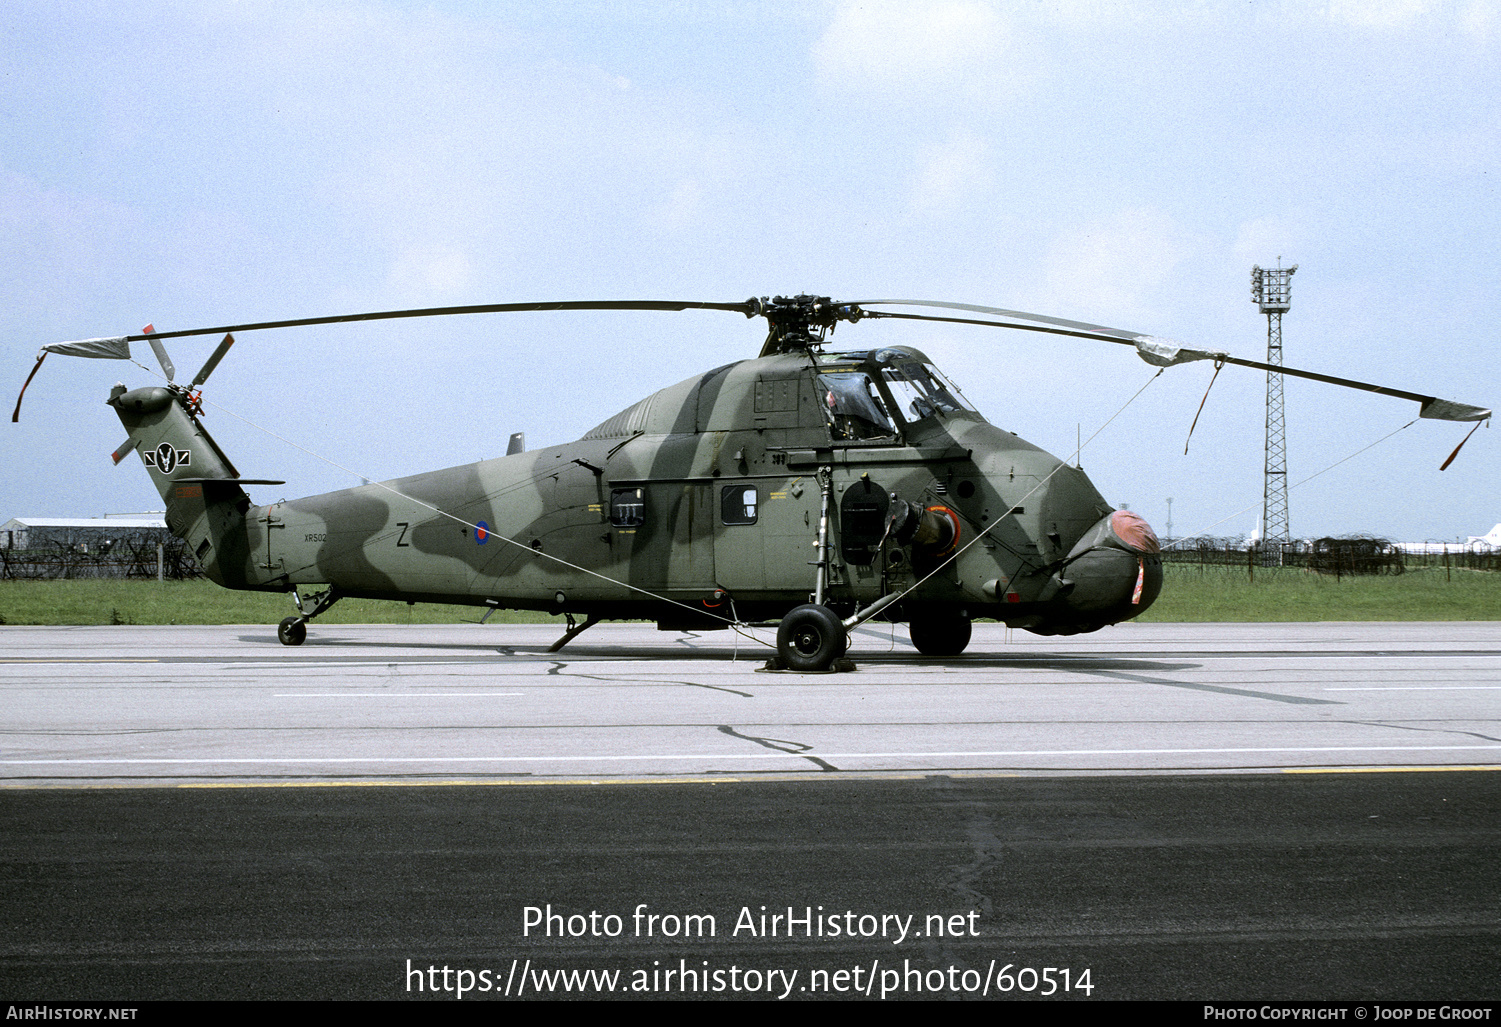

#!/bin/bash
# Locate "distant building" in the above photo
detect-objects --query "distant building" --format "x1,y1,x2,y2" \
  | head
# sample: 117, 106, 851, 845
1393, 525, 1501, 555
1, 515, 169, 553
0, 514, 198, 579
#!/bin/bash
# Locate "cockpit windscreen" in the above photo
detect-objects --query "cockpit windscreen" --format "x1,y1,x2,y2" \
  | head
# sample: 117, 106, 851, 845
880, 361, 977, 424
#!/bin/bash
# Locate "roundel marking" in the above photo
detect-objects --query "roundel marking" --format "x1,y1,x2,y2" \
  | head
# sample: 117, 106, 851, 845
475, 521, 490, 545
155, 443, 178, 474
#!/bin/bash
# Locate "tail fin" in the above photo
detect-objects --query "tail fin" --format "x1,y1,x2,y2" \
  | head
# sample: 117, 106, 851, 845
107, 383, 277, 588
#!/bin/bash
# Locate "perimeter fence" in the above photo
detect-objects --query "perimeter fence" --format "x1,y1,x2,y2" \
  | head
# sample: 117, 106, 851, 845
0, 530, 201, 580
1161, 536, 1500, 576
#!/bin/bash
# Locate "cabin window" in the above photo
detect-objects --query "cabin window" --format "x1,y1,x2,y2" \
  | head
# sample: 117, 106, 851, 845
817, 372, 896, 440
610, 487, 646, 527
721, 485, 758, 525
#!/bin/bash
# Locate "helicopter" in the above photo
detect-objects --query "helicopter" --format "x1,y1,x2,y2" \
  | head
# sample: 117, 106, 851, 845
13, 295, 1491, 671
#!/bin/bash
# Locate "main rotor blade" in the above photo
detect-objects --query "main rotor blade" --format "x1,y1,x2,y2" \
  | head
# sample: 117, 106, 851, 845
856, 301, 1491, 423
1208, 353, 1489, 422
852, 298, 1142, 342
56, 299, 755, 346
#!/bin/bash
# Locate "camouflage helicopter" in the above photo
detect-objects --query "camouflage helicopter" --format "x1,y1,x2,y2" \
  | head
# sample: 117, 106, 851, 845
14, 295, 1490, 671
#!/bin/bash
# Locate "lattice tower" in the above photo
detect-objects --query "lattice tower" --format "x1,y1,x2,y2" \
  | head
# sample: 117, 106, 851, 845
1251, 263, 1296, 554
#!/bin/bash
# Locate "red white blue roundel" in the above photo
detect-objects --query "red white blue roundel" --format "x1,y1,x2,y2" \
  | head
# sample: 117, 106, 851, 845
475, 521, 489, 545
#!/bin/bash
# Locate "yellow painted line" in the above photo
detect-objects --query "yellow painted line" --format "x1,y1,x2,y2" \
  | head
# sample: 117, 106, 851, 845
14, 766, 1501, 791
0, 771, 1013, 792
177, 772, 1029, 789
1282, 764, 1501, 775
0, 774, 936, 792
180, 777, 773, 789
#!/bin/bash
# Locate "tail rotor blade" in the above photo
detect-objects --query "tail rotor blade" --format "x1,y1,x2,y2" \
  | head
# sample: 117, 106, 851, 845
144, 325, 175, 382
189, 334, 235, 389
111, 436, 139, 465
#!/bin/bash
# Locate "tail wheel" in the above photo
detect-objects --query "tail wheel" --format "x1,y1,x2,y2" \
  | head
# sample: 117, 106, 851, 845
278, 616, 307, 646
909, 611, 971, 656
776, 604, 846, 672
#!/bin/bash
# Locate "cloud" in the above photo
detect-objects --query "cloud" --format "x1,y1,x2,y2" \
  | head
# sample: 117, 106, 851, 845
1324, 0, 1437, 29
812, 1, 1011, 106
1460, 0, 1499, 38
1042, 208, 1197, 319
386, 243, 475, 299
1231, 216, 1314, 268
651, 178, 706, 233
910, 130, 993, 214
0, 169, 146, 319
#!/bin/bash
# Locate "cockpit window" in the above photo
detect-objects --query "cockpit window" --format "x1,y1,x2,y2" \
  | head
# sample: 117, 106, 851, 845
880, 361, 976, 424
817, 372, 896, 440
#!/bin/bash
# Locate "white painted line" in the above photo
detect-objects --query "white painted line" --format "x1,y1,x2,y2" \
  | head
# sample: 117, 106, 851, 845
1324, 686, 1501, 691
246, 662, 534, 669
5, 744, 1500, 767
0, 660, 161, 665
276, 692, 525, 697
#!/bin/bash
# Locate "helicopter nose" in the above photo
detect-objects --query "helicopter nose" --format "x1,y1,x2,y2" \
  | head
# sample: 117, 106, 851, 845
1057, 510, 1163, 621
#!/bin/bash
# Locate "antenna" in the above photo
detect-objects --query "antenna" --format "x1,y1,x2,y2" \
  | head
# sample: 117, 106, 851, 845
1250, 260, 1297, 559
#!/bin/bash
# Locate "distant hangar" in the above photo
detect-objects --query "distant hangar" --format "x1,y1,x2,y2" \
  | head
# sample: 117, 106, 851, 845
2, 515, 169, 552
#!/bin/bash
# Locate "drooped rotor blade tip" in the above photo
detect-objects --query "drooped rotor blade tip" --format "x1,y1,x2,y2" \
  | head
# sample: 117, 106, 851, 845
13, 335, 135, 421
40, 337, 132, 359
1420, 397, 1491, 423
1439, 420, 1485, 471
11, 351, 48, 422
1134, 337, 1228, 368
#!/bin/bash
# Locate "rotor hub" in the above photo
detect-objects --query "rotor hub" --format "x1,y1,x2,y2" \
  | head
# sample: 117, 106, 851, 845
749, 294, 865, 356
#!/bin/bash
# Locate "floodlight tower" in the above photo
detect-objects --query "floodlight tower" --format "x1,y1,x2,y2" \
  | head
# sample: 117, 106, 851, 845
1250, 261, 1296, 554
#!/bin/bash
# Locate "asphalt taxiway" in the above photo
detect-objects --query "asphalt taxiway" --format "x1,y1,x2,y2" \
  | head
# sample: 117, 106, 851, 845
2, 622, 1498, 1001
2, 621, 1499, 783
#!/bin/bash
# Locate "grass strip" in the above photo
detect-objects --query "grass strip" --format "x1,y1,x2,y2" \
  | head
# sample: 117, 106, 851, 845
1135, 563, 1501, 622
1, 565, 1496, 626
0, 579, 555, 626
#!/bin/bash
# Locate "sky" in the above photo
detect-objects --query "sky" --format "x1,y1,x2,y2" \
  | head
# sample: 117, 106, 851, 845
2, 0, 1496, 543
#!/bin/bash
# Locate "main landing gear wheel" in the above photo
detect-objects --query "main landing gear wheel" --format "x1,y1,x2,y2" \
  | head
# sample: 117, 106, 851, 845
909, 611, 971, 656
776, 604, 847, 672
278, 616, 307, 646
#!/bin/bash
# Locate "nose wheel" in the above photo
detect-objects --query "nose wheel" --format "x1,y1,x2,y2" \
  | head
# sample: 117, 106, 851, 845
278, 616, 308, 646
277, 587, 341, 646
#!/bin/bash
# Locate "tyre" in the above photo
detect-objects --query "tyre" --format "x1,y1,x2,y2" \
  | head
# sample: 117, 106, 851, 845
776, 604, 846, 672
909, 611, 971, 656
278, 616, 307, 646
